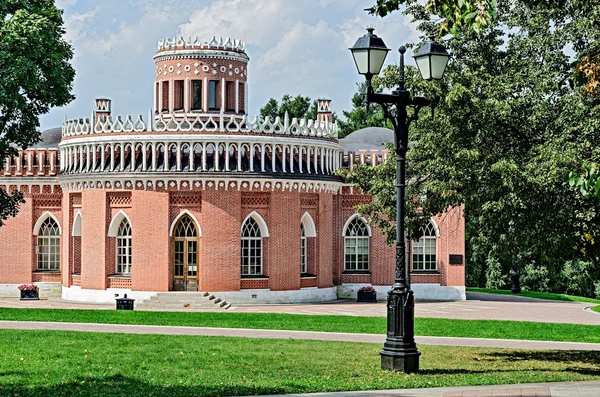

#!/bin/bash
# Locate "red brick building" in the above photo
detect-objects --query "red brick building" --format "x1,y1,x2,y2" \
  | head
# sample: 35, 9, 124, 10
0, 35, 465, 304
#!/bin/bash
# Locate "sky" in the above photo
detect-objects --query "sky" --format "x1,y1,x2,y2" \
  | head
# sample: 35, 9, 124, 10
41, 0, 422, 130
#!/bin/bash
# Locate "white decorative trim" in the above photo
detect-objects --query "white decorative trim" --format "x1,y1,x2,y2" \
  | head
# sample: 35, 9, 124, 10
33, 211, 62, 236
72, 211, 82, 236
169, 210, 202, 237
242, 211, 269, 237
107, 210, 131, 237
301, 211, 317, 237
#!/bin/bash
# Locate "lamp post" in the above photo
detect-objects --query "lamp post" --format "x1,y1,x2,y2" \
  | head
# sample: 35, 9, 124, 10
350, 28, 450, 373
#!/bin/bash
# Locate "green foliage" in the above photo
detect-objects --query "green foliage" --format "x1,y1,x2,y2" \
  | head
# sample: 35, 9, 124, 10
366, 0, 497, 36
259, 94, 337, 124
520, 264, 550, 293
567, 162, 600, 204
558, 260, 597, 298
0, 0, 75, 226
485, 256, 506, 290
337, 82, 390, 138
342, 1, 600, 293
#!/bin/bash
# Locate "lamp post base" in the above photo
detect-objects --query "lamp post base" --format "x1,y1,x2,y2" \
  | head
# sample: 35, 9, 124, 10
381, 350, 420, 372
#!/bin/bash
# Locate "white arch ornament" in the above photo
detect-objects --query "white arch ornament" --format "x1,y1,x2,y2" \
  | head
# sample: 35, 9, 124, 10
342, 214, 372, 237
300, 212, 317, 237
33, 211, 62, 236
169, 210, 202, 237
241, 211, 269, 237
107, 210, 132, 237
72, 211, 82, 237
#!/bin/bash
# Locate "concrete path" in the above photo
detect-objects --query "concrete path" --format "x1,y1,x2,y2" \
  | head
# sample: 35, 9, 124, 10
0, 292, 599, 325
1, 320, 599, 351
242, 381, 600, 397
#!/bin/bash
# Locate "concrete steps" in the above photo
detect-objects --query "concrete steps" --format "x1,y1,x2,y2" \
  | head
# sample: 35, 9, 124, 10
136, 292, 232, 311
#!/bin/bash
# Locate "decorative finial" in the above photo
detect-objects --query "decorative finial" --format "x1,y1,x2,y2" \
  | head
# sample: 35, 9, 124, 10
399, 46, 406, 55
366, 25, 375, 35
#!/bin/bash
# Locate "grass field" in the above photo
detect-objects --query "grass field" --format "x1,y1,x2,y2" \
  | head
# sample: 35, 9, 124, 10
0, 330, 599, 397
1, 308, 599, 343
467, 287, 600, 305
592, 306, 600, 313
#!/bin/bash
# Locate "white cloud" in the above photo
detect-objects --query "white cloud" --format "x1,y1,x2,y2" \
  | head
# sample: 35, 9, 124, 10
42, 0, 422, 130
56, 0, 77, 9
63, 8, 97, 46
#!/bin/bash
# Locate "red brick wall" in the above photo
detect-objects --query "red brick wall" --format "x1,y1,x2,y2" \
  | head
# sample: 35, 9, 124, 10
317, 193, 334, 288
268, 190, 301, 291
0, 192, 33, 283
81, 191, 107, 289
131, 190, 170, 291
201, 188, 241, 291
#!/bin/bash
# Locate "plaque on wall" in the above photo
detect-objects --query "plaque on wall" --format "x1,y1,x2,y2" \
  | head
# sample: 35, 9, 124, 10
449, 254, 464, 265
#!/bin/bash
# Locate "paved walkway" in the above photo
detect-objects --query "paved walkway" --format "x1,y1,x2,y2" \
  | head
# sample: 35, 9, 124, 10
0, 292, 599, 325
243, 381, 600, 397
1, 320, 599, 351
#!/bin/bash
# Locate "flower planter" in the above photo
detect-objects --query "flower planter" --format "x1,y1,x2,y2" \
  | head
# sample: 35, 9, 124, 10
20, 289, 39, 300
357, 290, 377, 303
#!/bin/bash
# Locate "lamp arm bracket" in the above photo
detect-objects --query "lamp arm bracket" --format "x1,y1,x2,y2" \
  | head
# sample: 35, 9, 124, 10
379, 103, 398, 130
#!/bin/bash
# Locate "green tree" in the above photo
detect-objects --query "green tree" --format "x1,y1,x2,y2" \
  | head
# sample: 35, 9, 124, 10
367, 0, 497, 35
342, 1, 600, 293
259, 94, 337, 126
0, 0, 75, 226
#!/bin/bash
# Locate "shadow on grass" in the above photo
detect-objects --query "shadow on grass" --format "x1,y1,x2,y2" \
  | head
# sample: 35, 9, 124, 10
420, 350, 600, 377
0, 374, 288, 397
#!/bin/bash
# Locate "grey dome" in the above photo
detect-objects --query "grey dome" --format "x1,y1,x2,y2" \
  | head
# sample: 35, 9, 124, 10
32, 127, 62, 149
338, 127, 393, 152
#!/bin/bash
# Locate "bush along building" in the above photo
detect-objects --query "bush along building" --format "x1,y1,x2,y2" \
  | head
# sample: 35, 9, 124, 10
0, 35, 465, 305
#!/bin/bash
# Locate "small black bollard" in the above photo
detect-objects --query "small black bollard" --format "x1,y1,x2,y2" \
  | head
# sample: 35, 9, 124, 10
115, 293, 135, 310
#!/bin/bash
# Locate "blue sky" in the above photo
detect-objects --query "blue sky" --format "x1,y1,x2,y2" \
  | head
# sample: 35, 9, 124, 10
41, 0, 421, 130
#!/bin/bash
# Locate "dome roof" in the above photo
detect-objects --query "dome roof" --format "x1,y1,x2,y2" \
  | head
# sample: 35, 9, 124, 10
338, 127, 393, 152
32, 127, 62, 149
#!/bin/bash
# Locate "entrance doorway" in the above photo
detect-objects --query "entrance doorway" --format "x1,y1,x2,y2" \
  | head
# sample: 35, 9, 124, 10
172, 215, 199, 291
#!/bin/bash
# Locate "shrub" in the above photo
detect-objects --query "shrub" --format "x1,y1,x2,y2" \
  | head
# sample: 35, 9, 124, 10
520, 264, 551, 292
558, 260, 596, 298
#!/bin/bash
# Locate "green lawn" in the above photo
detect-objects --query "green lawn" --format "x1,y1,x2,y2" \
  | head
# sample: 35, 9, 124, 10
1, 308, 599, 343
467, 287, 600, 304
592, 306, 600, 313
0, 330, 599, 397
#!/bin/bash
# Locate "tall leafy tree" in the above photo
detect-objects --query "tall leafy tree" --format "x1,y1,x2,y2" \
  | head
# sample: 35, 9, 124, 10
342, 1, 600, 291
0, 0, 75, 226
259, 94, 317, 121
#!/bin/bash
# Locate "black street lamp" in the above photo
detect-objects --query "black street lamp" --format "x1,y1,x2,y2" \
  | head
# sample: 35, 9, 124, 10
350, 29, 450, 373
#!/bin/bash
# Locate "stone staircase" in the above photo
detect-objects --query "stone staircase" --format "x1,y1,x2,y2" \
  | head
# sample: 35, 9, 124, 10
135, 292, 232, 311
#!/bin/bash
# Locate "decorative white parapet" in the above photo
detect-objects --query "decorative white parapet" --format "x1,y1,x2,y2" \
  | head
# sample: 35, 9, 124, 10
61, 111, 339, 139
157, 35, 246, 52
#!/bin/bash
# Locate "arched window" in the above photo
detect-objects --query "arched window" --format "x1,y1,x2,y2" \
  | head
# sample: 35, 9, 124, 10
241, 217, 262, 275
37, 218, 60, 271
175, 216, 198, 238
116, 219, 132, 274
300, 224, 307, 274
412, 221, 437, 271
344, 217, 370, 271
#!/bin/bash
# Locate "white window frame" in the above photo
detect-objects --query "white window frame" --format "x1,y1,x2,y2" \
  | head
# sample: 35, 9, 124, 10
116, 219, 132, 274
37, 217, 61, 271
300, 225, 307, 274
241, 217, 263, 276
343, 216, 370, 272
412, 221, 438, 271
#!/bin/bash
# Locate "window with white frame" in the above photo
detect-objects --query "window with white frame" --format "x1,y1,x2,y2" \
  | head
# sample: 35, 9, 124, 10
116, 218, 132, 274
300, 224, 307, 274
344, 217, 370, 271
241, 217, 262, 276
412, 221, 437, 271
37, 217, 60, 271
